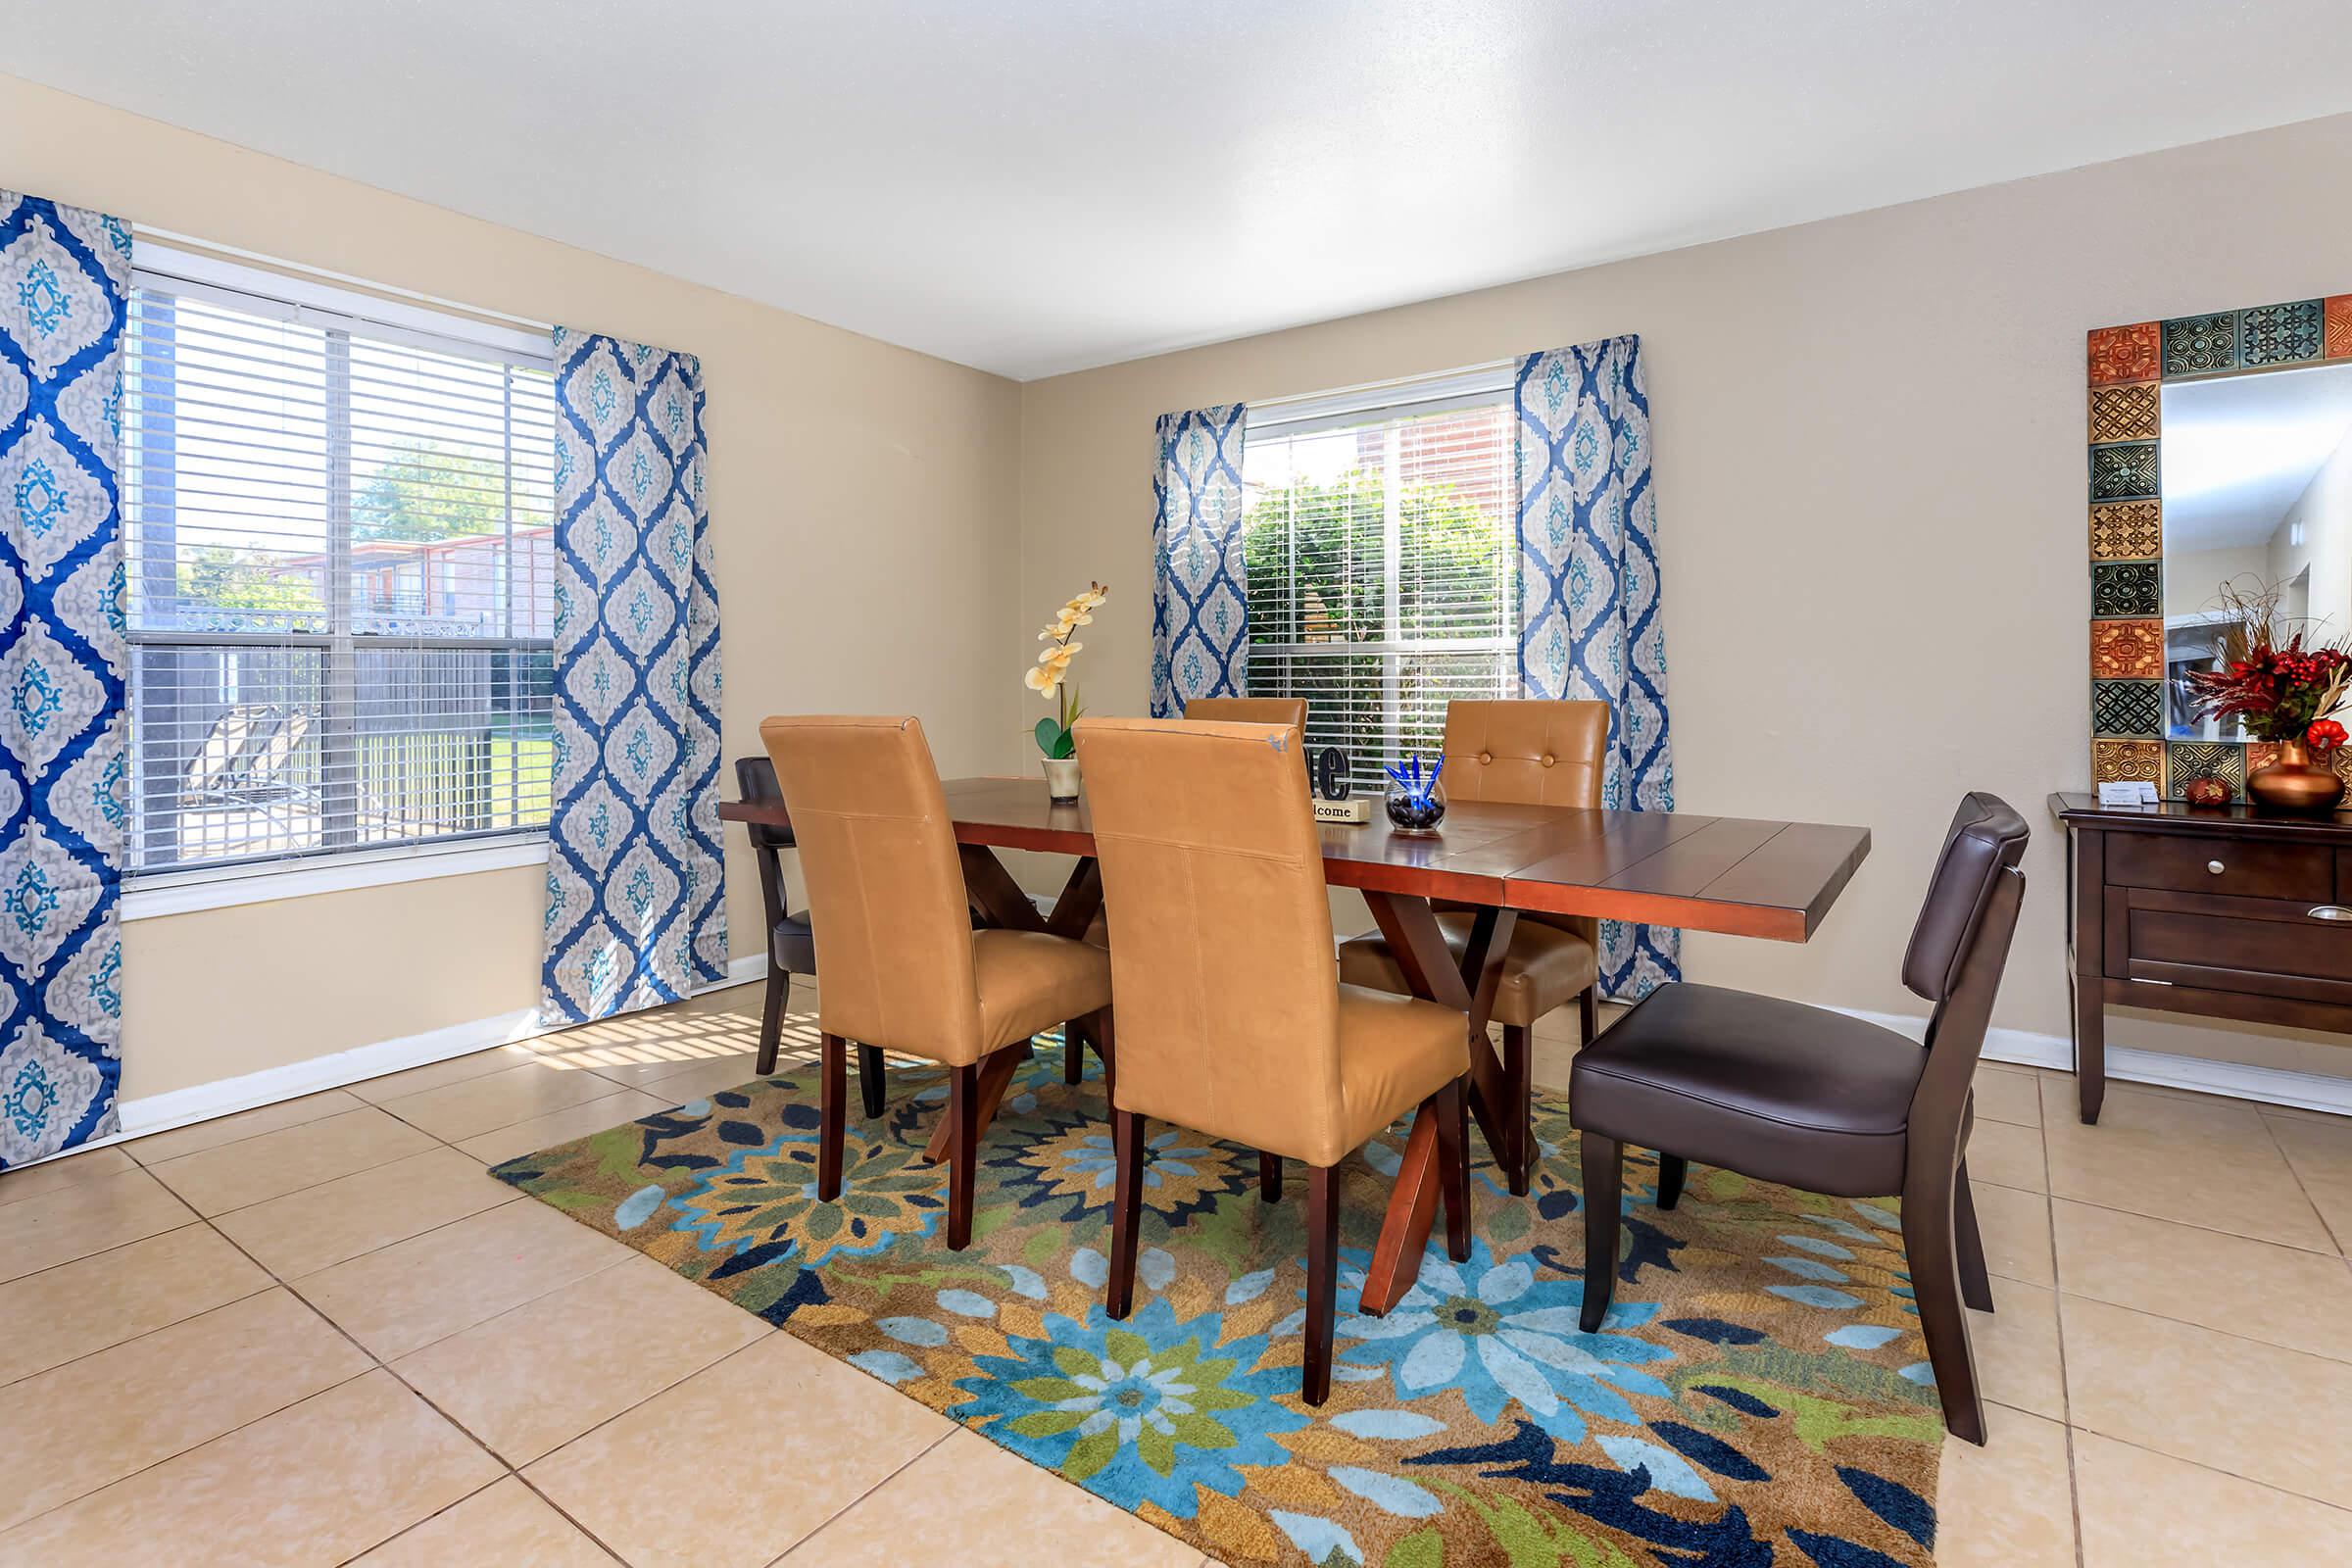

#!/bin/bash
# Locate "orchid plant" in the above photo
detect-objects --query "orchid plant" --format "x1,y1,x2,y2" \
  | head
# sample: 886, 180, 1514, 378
1028, 582, 1108, 759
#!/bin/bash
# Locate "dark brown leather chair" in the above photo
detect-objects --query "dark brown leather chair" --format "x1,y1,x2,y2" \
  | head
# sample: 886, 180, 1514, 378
733, 757, 887, 1111
1569, 793, 2028, 1445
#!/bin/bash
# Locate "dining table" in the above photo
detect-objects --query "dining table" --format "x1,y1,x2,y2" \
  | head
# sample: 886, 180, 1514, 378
717, 775, 1871, 1315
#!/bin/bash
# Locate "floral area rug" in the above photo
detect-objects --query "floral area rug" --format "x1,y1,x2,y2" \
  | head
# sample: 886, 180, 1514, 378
491, 1044, 1943, 1567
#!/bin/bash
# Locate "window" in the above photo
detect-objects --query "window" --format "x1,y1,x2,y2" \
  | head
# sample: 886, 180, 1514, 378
1242, 368, 1518, 793
123, 253, 556, 879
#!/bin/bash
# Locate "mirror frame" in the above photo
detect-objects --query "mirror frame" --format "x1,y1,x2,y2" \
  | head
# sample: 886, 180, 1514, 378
2087, 298, 2352, 798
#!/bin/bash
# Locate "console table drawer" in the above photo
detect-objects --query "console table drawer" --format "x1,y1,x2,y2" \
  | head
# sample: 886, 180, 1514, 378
2111, 887, 2352, 1005
2105, 832, 2331, 903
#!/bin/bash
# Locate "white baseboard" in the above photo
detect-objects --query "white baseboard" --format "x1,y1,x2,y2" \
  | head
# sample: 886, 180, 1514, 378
33, 962, 2342, 1174
1836, 1007, 2352, 1119
78, 950, 776, 1154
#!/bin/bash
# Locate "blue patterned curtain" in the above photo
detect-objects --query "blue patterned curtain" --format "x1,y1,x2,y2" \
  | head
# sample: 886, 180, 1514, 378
1149, 404, 1248, 716
0, 193, 130, 1166
542, 328, 725, 1023
1515, 336, 1678, 998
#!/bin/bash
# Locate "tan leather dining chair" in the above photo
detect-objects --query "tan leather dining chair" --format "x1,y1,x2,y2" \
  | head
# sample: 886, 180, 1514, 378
1182, 695, 1307, 735
1073, 715, 1472, 1404
1059, 695, 1309, 986
760, 714, 1113, 1250
1337, 699, 1609, 1194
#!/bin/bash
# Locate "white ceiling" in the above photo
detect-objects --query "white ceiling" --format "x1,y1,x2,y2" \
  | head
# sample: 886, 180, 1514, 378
14, 2, 2352, 379
2164, 365, 2352, 553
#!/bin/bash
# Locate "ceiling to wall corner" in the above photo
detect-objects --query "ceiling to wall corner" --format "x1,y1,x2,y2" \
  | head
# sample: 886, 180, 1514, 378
16, 1, 2352, 380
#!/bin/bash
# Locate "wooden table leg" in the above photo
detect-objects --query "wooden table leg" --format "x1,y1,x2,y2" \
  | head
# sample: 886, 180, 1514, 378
1357, 893, 1516, 1316
928, 848, 1100, 1162
925, 1043, 1031, 1164
959, 846, 1102, 939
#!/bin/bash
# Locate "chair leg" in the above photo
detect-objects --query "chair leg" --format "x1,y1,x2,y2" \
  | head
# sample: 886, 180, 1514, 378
1502, 1023, 1533, 1197
1062, 1017, 1085, 1084
1258, 1152, 1282, 1203
946, 1062, 979, 1250
1655, 1152, 1688, 1211
1436, 1077, 1471, 1263
1904, 1167, 1988, 1445
1579, 1132, 1622, 1333
1955, 1160, 1994, 1313
1303, 1165, 1339, 1405
756, 966, 789, 1076
1091, 1006, 1117, 1107
1106, 1108, 1146, 1319
1578, 982, 1600, 1045
816, 1032, 846, 1201
857, 1045, 886, 1119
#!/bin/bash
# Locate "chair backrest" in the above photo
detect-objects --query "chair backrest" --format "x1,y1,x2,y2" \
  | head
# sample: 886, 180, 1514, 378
1902, 793, 2032, 1004
1073, 716, 1346, 1158
758, 716, 982, 1055
731, 755, 795, 852
1442, 700, 1609, 809
1900, 792, 2031, 1171
1184, 696, 1307, 737
732, 755, 792, 933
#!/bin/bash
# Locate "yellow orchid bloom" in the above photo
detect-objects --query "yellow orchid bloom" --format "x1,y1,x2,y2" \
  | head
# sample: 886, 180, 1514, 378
1024, 663, 1058, 695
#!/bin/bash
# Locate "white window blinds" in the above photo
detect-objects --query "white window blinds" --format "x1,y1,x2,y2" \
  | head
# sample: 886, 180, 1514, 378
1242, 375, 1518, 792
123, 263, 557, 876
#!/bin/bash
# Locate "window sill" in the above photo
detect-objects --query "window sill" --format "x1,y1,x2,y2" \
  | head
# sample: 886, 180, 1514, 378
122, 835, 548, 921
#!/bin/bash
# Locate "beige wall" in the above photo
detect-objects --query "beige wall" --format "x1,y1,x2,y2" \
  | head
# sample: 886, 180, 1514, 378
2165, 545, 2268, 618
2, 75, 1024, 1101
2273, 425, 2352, 641
1017, 112, 2352, 1083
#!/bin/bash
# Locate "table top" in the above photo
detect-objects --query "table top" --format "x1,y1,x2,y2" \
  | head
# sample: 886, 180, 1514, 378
2049, 790, 2352, 843
720, 776, 1871, 943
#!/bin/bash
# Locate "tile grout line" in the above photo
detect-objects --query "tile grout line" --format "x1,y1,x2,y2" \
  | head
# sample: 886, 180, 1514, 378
759, 1428, 960, 1567
2032, 1074, 2088, 1568
2047, 1279, 2352, 1365
122, 1095, 374, 1170
3, 1011, 791, 1559
0, 1185, 203, 1291
1973, 1173, 2344, 1260
0, 1260, 279, 1394
2253, 1110, 2351, 1257
2070, 1423, 2352, 1521
0, 1212, 391, 1544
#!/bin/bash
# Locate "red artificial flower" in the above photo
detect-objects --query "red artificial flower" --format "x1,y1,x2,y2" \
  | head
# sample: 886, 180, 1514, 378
2309, 719, 2347, 752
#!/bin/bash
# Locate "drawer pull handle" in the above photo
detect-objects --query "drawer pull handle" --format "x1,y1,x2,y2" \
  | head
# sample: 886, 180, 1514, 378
2207, 859, 2227, 875
2309, 906, 2352, 922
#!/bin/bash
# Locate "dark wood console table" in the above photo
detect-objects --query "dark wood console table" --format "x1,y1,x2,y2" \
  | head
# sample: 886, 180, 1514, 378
2051, 792, 2352, 1124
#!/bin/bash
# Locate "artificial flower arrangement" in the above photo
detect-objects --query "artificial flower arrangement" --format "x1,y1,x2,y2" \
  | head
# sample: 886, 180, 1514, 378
1027, 582, 1108, 763
2183, 582, 2351, 810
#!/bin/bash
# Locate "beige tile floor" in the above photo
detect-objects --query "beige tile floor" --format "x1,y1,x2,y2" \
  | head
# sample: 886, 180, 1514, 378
3, 983, 2349, 1565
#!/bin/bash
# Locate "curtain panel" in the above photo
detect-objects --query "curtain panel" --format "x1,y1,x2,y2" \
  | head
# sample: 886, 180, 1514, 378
1514, 336, 1678, 998
0, 192, 131, 1166
542, 328, 725, 1023
1149, 404, 1249, 716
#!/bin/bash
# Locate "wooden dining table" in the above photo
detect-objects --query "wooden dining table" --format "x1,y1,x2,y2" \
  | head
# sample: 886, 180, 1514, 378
718, 775, 1870, 1316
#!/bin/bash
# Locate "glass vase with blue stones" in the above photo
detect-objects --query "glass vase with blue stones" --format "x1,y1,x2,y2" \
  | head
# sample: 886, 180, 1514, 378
1384, 754, 1446, 834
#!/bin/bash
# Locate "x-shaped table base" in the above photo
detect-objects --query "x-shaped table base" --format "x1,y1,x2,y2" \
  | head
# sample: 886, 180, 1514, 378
1356, 891, 1520, 1316
919, 848, 1103, 1165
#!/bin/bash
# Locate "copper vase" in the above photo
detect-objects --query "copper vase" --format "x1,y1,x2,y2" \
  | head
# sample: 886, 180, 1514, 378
2246, 739, 2345, 812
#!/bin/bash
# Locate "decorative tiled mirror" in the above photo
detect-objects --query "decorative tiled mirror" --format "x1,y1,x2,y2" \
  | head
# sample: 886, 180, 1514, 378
2087, 298, 2352, 797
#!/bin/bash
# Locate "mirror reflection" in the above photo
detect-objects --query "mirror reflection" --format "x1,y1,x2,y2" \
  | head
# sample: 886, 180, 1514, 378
2164, 362, 2352, 740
